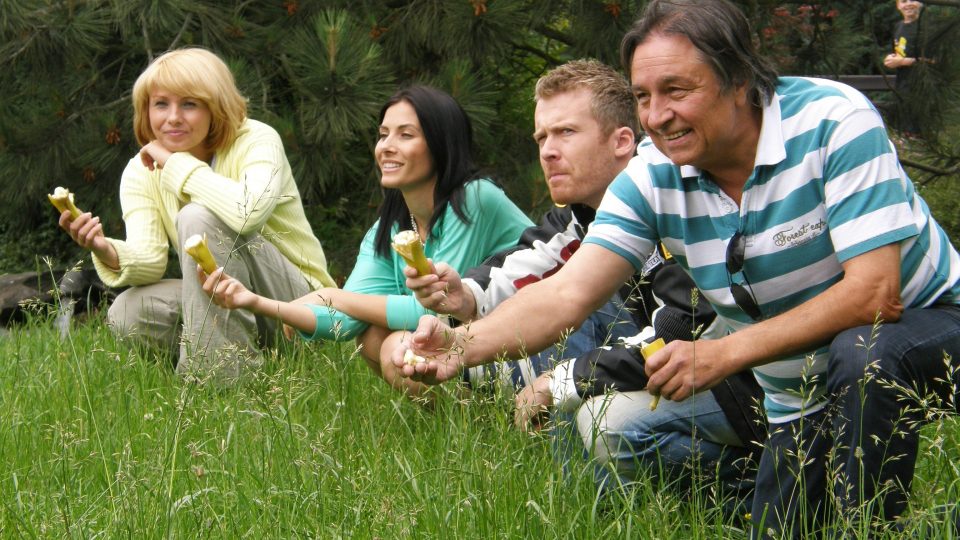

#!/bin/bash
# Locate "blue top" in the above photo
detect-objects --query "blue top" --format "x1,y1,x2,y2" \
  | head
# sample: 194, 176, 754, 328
302, 178, 533, 341
585, 77, 960, 422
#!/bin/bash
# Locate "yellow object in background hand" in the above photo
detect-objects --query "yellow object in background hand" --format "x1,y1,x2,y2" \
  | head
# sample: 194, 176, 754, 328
48, 186, 83, 219
392, 230, 431, 276
641, 337, 666, 411
184, 233, 218, 274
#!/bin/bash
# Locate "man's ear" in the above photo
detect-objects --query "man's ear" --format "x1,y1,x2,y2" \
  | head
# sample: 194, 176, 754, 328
612, 126, 637, 158
733, 80, 751, 108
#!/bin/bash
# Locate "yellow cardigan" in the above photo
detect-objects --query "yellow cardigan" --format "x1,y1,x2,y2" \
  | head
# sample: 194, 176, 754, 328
93, 118, 336, 290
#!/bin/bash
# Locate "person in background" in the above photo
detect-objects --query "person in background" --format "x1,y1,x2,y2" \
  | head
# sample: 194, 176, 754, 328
394, 1, 960, 537
57, 47, 336, 382
201, 85, 532, 395
883, 0, 926, 137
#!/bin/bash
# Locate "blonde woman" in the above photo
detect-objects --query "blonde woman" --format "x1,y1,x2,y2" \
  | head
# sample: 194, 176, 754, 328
56, 48, 336, 382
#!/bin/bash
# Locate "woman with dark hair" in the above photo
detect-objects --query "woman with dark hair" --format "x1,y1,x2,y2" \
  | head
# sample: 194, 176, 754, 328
200, 85, 532, 393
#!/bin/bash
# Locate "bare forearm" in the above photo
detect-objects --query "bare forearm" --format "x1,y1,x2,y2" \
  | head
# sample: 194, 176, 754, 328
456, 289, 583, 368
717, 245, 903, 374
92, 240, 120, 271
249, 296, 317, 333
458, 247, 630, 368
312, 288, 390, 328
721, 295, 872, 373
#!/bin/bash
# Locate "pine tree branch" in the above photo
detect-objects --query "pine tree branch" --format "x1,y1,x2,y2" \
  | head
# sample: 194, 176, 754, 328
504, 54, 547, 81
142, 18, 153, 62
923, 0, 960, 7
169, 14, 194, 50
4, 28, 41, 65
64, 95, 130, 124
533, 24, 576, 47
1, 4, 60, 65
511, 42, 562, 67
67, 53, 135, 103
901, 157, 960, 177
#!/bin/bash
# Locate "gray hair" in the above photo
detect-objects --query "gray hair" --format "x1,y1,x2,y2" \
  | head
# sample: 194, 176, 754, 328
620, 0, 778, 107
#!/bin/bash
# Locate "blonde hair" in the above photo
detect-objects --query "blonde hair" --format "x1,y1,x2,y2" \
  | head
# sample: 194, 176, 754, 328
534, 59, 639, 138
131, 48, 247, 153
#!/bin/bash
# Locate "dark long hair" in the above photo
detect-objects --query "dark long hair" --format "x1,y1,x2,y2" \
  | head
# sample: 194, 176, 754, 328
373, 85, 479, 258
620, 0, 779, 108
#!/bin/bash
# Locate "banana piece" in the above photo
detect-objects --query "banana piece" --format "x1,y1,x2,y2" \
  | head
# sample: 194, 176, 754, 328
392, 230, 431, 276
403, 348, 427, 366
640, 337, 666, 410
184, 233, 218, 274
48, 186, 83, 219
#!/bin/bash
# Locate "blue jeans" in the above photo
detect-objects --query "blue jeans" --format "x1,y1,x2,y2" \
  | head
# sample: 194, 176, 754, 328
575, 388, 754, 503
463, 296, 639, 389
751, 304, 960, 539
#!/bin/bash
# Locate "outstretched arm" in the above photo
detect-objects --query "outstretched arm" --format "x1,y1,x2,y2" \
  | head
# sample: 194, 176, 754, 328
391, 244, 635, 383
298, 287, 390, 328
199, 267, 318, 333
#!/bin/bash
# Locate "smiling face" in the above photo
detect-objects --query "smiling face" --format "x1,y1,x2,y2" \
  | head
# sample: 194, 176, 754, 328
533, 88, 630, 209
375, 100, 436, 193
630, 33, 753, 174
148, 88, 213, 162
897, 0, 923, 23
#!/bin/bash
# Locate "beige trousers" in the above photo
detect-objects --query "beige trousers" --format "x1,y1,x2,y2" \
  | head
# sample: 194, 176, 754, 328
107, 204, 313, 383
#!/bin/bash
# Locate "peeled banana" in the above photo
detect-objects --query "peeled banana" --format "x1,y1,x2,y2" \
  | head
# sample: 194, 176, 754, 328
48, 186, 83, 219
641, 337, 666, 410
184, 233, 218, 274
403, 348, 427, 366
392, 230, 431, 276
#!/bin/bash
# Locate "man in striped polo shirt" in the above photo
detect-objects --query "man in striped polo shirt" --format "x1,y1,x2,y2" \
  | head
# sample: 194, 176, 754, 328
394, 0, 960, 536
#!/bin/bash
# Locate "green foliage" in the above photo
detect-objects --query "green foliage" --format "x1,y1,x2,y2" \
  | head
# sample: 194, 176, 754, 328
0, 0, 958, 276
278, 9, 395, 201
755, 3, 875, 75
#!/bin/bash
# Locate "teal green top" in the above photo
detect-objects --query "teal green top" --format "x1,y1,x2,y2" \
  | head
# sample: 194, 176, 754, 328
301, 179, 532, 341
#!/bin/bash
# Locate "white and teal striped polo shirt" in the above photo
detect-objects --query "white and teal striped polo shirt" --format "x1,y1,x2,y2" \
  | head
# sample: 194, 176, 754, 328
585, 76, 960, 423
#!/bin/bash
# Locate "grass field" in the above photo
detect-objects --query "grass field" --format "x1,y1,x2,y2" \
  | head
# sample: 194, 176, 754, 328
1, 302, 958, 538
